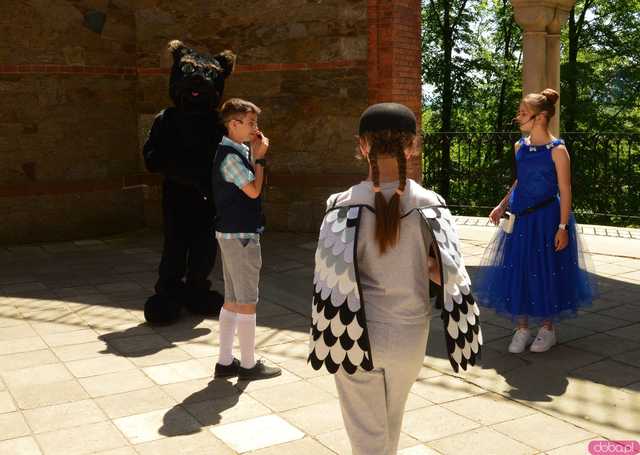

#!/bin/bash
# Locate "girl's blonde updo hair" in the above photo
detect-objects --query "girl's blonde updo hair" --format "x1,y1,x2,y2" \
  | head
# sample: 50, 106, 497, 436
523, 88, 560, 120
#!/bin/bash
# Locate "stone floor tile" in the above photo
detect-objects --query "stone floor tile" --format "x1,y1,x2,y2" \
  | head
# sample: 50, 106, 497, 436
0, 390, 16, 413
161, 377, 239, 404
281, 399, 343, 435
52, 341, 109, 361
411, 375, 485, 404
600, 304, 640, 323
0, 324, 38, 341
402, 405, 481, 442
95, 282, 143, 293
79, 368, 155, 397
249, 437, 337, 455
134, 430, 235, 455
316, 428, 418, 454
0, 436, 42, 454
106, 334, 172, 355
113, 407, 201, 444
562, 312, 631, 332
66, 354, 135, 378
95, 386, 176, 419
248, 379, 333, 412
40, 329, 98, 347
0, 411, 30, 440
305, 374, 339, 398
615, 349, 640, 369
609, 323, 640, 342
23, 399, 106, 433
210, 414, 304, 453
566, 333, 640, 357
0, 349, 58, 373
546, 438, 608, 455
257, 341, 308, 364
92, 448, 137, 455
35, 421, 127, 455
398, 446, 441, 455
2, 363, 72, 389
441, 392, 536, 425
428, 426, 538, 455
184, 393, 271, 427
128, 347, 192, 367
0, 337, 47, 356
233, 367, 302, 393
571, 359, 640, 387
492, 413, 596, 451
11, 379, 89, 410
142, 359, 211, 385
175, 341, 219, 359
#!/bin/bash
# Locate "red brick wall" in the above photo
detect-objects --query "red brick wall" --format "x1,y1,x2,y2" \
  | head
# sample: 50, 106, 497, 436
367, 0, 423, 180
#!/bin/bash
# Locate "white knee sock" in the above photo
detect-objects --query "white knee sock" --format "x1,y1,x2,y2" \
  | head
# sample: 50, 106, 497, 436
217, 308, 238, 366
237, 313, 257, 369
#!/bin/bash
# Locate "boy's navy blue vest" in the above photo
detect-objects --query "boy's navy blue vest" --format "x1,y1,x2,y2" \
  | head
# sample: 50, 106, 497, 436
212, 144, 263, 233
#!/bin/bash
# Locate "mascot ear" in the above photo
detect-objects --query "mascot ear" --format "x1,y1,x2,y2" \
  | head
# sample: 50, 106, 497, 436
214, 50, 237, 77
167, 40, 190, 62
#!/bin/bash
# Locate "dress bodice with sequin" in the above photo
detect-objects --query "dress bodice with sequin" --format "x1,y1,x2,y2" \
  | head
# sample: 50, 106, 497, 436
508, 138, 563, 214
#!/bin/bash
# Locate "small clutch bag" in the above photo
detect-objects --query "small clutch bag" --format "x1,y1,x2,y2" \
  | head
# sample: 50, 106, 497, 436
499, 211, 516, 234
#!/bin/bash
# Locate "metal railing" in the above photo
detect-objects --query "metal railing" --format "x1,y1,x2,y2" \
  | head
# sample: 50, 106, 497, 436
422, 132, 640, 226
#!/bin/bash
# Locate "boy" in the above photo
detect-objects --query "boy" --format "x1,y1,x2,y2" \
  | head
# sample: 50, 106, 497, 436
212, 98, 281, 380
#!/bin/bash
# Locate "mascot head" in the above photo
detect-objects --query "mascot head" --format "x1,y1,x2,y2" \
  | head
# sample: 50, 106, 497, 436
168, 40, 236, 111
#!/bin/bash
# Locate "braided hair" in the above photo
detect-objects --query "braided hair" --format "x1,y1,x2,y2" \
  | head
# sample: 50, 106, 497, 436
363, 129, 415, 254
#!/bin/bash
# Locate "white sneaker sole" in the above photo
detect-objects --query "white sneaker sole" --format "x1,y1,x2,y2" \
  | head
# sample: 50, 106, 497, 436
530, 340, 556, 353
508, 337, 534, 354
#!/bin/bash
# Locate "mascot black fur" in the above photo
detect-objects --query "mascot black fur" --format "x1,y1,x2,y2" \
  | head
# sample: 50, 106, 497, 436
142, 40, 235, 324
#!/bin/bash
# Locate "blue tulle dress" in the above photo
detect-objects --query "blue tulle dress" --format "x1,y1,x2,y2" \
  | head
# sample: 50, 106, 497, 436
475, 137, 598, 323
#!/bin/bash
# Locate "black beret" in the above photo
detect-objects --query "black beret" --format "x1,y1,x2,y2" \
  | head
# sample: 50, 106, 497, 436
358, 103, 417, 135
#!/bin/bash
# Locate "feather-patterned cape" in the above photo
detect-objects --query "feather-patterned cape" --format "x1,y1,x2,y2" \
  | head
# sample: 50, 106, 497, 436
308, 202, 482, 374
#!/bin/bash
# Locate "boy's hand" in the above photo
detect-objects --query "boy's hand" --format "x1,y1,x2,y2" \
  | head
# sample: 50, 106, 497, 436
251, 131, 269, 159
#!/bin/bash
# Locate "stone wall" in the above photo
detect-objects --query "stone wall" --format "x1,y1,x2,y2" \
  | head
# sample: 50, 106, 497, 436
135, 0, 370, 232
0, 0, 143, 243
0, 0, 422, 243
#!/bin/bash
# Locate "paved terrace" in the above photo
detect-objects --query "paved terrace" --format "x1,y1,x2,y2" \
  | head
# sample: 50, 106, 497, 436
0, 219, 639, 454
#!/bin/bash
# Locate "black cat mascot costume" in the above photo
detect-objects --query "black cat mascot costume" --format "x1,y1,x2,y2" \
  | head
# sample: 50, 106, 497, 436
142, 40, 236, 324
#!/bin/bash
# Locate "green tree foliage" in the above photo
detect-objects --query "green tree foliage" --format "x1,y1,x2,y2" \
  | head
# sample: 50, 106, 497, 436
562, 0, 640, 132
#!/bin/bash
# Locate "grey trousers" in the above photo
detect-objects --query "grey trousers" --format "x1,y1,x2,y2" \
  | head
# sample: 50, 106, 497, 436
334, 319, 430, 455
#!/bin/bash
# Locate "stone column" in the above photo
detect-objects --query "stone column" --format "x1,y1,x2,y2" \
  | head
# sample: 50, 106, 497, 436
511, 0, 576, 135
546, 7, 571, 136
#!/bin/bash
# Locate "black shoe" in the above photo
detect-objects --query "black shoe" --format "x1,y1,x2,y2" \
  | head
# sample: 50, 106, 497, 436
238, 360, 282, 381
214, 358, 240, 378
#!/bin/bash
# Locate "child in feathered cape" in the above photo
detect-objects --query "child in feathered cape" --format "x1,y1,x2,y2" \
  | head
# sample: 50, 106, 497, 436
308, 103, 483, 455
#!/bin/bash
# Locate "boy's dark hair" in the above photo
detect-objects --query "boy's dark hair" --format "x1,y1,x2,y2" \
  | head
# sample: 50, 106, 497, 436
220, 98, 261, 124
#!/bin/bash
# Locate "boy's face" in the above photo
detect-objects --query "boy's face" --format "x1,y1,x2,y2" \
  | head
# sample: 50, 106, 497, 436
229, 112, 259, 142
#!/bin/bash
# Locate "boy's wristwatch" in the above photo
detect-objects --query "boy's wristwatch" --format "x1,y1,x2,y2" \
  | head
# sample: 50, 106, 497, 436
558, 223, 568, 230
255, 159, 266, 167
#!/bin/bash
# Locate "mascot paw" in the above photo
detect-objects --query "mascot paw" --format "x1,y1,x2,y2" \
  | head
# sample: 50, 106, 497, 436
183, 288, 224, 317
144, 294, 182, 325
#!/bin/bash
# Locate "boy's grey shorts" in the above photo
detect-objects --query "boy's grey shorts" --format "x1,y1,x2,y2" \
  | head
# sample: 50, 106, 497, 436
218, 237, 262, 305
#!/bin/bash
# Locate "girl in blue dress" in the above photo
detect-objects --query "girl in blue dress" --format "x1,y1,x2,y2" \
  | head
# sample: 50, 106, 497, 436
475, 88, 597, 353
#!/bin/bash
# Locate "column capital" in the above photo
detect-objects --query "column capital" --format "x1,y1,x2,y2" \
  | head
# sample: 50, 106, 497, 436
510, 0, 575, 32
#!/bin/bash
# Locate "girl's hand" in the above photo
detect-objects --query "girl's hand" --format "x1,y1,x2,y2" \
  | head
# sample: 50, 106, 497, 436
489, 204, 506, 225
554, 229, 569, 251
